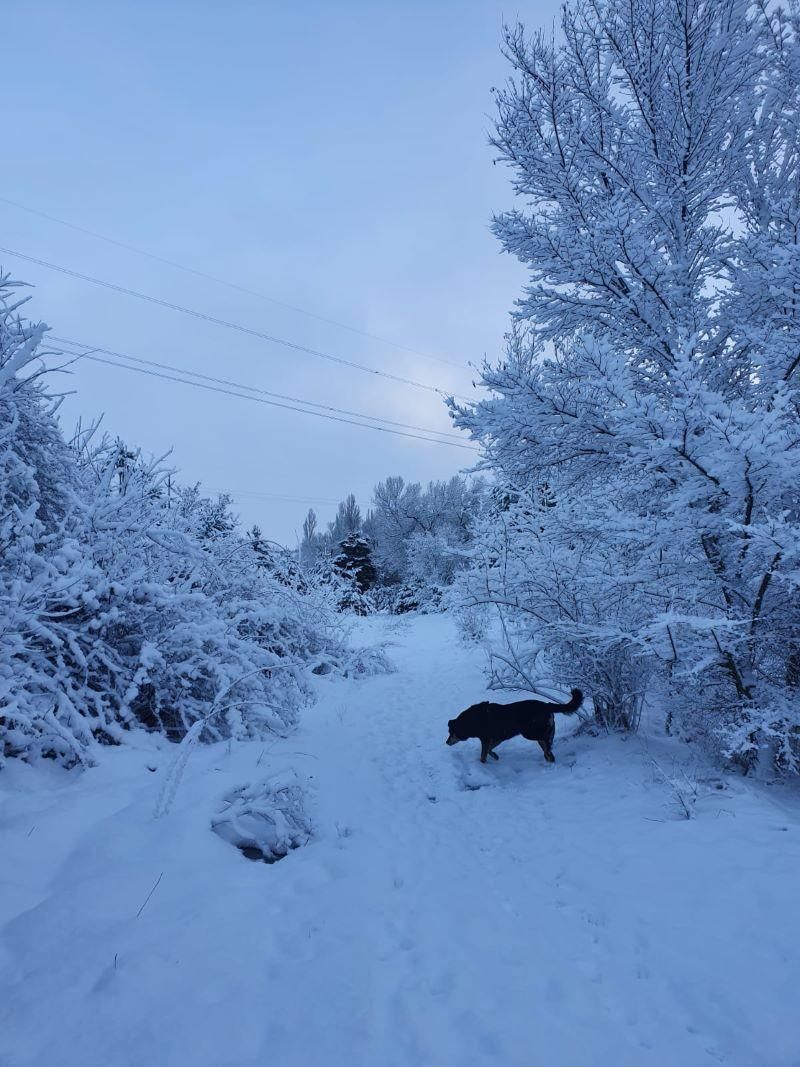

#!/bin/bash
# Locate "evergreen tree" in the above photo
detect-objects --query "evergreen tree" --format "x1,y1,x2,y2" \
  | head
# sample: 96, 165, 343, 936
333, 532, 377, 594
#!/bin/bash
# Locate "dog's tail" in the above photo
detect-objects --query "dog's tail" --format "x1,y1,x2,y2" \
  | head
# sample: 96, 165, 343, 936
554, 688, 583, 714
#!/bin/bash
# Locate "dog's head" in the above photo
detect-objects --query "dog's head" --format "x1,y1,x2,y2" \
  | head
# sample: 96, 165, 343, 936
445, 711, 468, 745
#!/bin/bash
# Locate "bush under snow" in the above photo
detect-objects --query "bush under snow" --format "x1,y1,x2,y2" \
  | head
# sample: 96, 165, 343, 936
0, 277, 355, 768
211, 771, 312, 862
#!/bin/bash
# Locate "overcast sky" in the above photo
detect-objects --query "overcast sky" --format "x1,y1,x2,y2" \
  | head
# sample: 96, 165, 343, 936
4, 1, 559, 544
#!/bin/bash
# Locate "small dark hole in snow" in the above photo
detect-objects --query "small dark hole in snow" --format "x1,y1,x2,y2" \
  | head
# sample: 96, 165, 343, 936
238, 844, 295, 864
427, 795, 437, 803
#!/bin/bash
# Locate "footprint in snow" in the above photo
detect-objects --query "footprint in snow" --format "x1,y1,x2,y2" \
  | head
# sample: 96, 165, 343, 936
456, 767, 494, 791
460, 778, 491, 792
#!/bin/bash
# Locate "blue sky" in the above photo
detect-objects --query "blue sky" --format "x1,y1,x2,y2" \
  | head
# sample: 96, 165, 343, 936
4, 1, 559, 543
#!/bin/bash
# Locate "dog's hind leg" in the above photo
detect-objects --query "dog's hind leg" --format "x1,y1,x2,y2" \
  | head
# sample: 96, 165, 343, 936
489, 749, 500, 761
538, 740, 556, 763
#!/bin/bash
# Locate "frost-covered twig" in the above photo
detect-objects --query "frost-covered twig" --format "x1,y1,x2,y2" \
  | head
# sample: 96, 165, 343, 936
649, 758, 700, 820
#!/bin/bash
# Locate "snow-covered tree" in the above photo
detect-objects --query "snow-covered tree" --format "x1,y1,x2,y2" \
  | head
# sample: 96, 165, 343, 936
299, 508, 318, 569
300, 494, 363, 572
296, 478, 486, 606
364, 475, 485, 589
331, 493, 362, 541
454, 1, 800, 770
333, 532, 377, 612
302, 509, 317, 544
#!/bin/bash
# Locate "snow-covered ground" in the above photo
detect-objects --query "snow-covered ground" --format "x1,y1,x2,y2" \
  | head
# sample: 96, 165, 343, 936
1, 614, 798, 1067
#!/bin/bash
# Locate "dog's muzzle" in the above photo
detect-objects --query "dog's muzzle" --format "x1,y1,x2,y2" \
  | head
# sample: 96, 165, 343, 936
446, 733, 459, 746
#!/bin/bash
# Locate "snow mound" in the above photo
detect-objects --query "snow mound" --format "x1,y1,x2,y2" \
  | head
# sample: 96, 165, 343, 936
340, 642, 396, 678
211, 771, 311, 862
312, 642, 396, 678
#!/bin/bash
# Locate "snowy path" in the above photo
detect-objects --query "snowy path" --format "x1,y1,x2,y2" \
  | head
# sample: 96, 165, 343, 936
1, 614, 799, 1067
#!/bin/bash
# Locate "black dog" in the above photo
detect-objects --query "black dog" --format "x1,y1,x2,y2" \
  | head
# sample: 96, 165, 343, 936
446, 689, 583, 764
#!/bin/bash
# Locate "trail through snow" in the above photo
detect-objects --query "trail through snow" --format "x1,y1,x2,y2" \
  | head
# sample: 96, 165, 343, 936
1, 614, 798, 1066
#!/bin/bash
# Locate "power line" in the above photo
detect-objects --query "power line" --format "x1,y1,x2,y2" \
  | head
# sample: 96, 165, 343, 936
0, 245, 471, 400
80, 353, 473, 447
80, 354, 477, 448
207, 487, 369, 515
52, 345, 478, 451
0, 194, 467, 371
52, 335, 468, 442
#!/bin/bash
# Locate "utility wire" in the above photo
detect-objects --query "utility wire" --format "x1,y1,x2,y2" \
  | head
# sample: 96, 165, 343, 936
52, 335, 468, 442
54, 347, 478, 451
0, 245, 471, 400
54, 335, 466, 441
0, 194, 466, 371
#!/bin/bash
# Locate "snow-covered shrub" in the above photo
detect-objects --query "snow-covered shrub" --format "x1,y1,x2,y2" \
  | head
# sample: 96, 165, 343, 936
389, 580, 444, 616
391, 584, 420, 615
335, 642, 396, 678
458, 501, 653, 730
364, 583, 397, 614
452, 599, 490, 646
309, 634, 395, 679
212, 771, 312, 862
648, 759, 702, 821
0, 278, 348, 768
0, 281, 99, 766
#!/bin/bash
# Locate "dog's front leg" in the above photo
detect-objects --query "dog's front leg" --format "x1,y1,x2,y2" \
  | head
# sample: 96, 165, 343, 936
479, 740, 488, 763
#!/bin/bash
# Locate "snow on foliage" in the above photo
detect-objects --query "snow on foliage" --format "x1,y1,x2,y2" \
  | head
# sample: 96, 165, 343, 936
333, 532, 378, 610
453, 1, 800, 772
299, 476, 487, 614
0, 277, 357, 768
211, 771, 312, 862
456, 498, 653, 731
